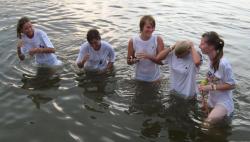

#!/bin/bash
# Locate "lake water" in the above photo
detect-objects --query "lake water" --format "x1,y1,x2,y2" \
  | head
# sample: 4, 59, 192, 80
0, 0, 250, 141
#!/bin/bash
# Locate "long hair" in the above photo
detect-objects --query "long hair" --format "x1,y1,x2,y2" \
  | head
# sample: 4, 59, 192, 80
202, 31, 224, 72
16, 17, 30, 39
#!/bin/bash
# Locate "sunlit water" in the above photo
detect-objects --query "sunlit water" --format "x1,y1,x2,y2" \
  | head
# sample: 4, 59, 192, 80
0, 0, 250, 141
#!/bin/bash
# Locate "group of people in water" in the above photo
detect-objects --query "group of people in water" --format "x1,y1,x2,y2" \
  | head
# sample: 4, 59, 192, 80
16, 15, 236, 128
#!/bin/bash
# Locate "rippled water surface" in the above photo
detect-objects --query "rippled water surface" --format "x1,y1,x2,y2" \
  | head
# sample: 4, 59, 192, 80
0, 0, 250, 141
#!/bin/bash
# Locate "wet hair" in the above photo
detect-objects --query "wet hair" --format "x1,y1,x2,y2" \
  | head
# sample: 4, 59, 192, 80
174, 40, 191, 57
16, 17, 30, 39
86, 29, 101, 43
139, 15, 155, 32
202, 31, 224, 72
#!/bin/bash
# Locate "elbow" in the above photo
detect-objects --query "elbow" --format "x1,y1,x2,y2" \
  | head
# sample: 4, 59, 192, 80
231, 84, 236, 90
51, 49, 55, 53
19, 55, 25, 61
77, 62, 83, 68
194, 60, 201, 67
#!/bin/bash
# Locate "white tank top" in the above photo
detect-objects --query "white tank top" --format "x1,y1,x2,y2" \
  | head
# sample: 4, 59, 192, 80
132, 35, 160, 82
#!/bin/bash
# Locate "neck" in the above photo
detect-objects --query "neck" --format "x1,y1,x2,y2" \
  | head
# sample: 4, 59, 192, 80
208, 50, 217, 62
27, 31, 34, 38
140, 33, 151, 41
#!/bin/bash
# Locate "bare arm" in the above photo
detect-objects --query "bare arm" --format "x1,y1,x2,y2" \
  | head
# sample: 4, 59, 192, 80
77, 54, 90, 68
139, 36, 165, 65
127, 39, 136, 65
29, 47, 55, 56
17, 39, 25, 60
199, 82, 235, 92
189, 41, 201, 67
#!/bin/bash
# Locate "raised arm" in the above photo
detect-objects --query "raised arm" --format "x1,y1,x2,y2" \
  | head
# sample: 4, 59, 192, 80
189, 41, 201, 67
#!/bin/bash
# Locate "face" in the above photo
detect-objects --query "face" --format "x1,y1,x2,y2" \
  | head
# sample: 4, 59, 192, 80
90, 39, 101, 50
22, 22, 34, 38
199, 37, 211, 54
142, 21, 155, 37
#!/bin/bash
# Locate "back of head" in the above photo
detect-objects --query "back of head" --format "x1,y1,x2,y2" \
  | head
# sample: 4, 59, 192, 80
174, 40, 191, 56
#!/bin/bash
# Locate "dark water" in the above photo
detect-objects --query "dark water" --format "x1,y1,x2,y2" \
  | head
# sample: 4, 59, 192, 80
0, 0, 250, 141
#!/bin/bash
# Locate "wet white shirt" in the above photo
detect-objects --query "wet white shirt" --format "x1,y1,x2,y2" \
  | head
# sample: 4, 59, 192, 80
207, 57, 236, 116
132, 35, 160, 82
76, 41, 115, 71
163, 51, 201, 98
21, 28, 62, 66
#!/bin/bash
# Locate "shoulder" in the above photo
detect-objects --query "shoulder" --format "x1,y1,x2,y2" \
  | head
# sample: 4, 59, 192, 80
101, 40, 112, 48
35, 28, 47, 35
80, 42, 89, 49
219, 57, 233, 70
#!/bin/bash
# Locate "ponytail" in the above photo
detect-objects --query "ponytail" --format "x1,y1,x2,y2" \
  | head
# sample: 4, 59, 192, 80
202, 31, 224, 72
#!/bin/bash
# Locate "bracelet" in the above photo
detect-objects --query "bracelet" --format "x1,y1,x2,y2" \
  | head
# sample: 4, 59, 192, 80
169, 46, 173, 51
213, 84, 217, 90
211, 84, 217, 91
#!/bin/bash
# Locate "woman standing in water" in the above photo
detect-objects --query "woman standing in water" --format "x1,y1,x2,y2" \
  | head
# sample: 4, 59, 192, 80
199, 31, 236, 126
127, 15, 164, 82
76, 29, 115, 74
16, 17, 62, 66
156, 40, 202, 99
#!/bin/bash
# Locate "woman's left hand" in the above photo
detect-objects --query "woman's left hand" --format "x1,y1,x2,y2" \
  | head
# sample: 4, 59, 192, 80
199, 85, 212, 92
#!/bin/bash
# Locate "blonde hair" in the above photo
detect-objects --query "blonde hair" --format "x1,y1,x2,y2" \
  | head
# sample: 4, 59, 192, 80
174, 40, 191, 56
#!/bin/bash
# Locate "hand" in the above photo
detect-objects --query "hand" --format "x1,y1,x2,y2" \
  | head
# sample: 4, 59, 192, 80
128, 56, 139, 64
199, 85, 212, 92
187, 40, 194, 48
17, 39, 23, 48
82, 53, 90, 62
135, 53, 149, 60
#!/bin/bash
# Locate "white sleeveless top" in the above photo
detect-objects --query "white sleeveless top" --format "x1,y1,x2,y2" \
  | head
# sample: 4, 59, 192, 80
132, 35, 160, 82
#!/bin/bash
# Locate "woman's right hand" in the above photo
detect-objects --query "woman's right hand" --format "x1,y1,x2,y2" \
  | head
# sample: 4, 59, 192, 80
83, 54, 90, 62
17, 39, 23, 49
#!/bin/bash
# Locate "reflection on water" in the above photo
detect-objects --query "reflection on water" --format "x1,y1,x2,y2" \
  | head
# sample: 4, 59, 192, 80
21, 67, 60, 109
21, 67, 60, 90
129, 81, 163, 116
77, 71, 115, 113
165, 94, 198, 142
28, 93, 53, 109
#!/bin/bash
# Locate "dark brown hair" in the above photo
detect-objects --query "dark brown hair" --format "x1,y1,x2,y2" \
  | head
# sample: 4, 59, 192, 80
139, 15, 155, 32
202, 31, 224, 72
86, 29, 101, 43
16, 17, 30, 39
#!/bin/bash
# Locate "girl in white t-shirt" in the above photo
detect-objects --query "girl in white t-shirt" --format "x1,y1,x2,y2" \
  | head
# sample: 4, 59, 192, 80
16, 17, 62, 66
199, 31, 236, 126
76, 29, 115, 74
127, 15, 164, 82
156, 40, 202, 99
